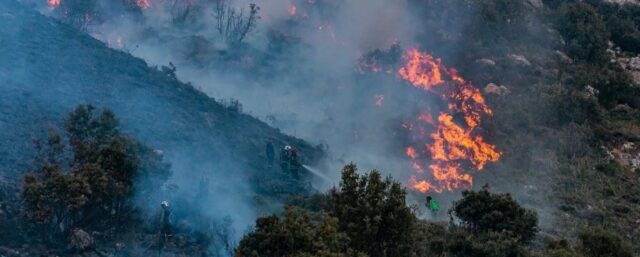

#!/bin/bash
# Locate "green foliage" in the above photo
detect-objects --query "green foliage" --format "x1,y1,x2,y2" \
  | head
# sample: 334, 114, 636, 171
238, 165, 542, 257
236, 206, 364, 257
578, 227, 633, 257
451, 188, 538, 243
21, 105, 170, 244
555, 2, 609, 63
330, 164, 416, 257
546, 239, 583, 257
590, 1, 640, 54
447, 228, 526, 257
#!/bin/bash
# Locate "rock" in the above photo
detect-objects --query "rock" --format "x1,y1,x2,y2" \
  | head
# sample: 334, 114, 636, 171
611, 142, 640, 170
484, 83, 501, 95
499, 85, 510, 95
508, 54, 531, 66
475, 58, 496, 66
584, 85, 599, 97
69, 228, 94, 252
484, 83, 510, 96
0, 246, 24, 257
555, 50, 573, 64
603, 0, 640, 5
612, 104, 633, 113
617, 56, 640, 84
628, 57, 640, 70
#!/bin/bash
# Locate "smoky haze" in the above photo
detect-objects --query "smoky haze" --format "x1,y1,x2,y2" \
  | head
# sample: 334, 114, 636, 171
19, 0, 556, 244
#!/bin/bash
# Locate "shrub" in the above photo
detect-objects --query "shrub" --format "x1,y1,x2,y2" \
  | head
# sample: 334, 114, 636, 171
21, 105, 170, 244
578, 227, 633, 257
450, 188, 538, 242
556, 2, 609, 64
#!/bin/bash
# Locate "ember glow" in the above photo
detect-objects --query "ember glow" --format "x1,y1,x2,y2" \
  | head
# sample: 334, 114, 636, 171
47, 0, 60, 7
398, 48, 501, 193
136, 0, 151, 10
288, 4, 297, 16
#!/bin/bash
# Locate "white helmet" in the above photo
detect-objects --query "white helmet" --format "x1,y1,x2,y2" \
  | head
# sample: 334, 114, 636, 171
161, 201, 169, 208
284, 145, 292, 151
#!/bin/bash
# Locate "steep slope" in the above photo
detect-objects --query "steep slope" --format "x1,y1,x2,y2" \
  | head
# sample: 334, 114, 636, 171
0, 0, 322, 198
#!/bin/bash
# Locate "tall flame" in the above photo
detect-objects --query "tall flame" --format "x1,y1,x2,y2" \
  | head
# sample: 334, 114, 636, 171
398, 48, 501, 193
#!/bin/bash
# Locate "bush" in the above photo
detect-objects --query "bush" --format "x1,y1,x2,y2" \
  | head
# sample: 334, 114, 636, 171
238, 165, 542, 257
235, 206, 363, 257
450, 188, 538, 242
21, 105, 170, 244
578, 227, 633, 257
556, 2, 609, 64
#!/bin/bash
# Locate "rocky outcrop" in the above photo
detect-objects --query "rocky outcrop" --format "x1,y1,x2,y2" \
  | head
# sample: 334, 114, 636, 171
607, 142, 640, 171
508, 54, 531, 66
604, 0, 640, 5
617, 56, 640, 85
69, 229, 95, 252
484, 83, 510, 96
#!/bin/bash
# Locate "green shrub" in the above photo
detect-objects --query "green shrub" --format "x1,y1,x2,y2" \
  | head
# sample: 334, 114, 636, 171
556, 2, 609, 63
578, 227, 633, 257
451, 188, 538, 242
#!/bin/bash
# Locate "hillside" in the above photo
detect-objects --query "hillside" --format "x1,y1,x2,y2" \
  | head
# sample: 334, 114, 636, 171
2, 0, 640, 256
0, 0, 322, 205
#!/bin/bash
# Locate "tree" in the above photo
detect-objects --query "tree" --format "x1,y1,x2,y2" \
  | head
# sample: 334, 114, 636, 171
578, 227, 633, 257
330, 165, 416, 257
21, 105, 171, 244
556, 2, 609, 63
450, 188, 538, 243
214, 0, 260, 45
236, 206, 362, 257
54, 0, 98, 31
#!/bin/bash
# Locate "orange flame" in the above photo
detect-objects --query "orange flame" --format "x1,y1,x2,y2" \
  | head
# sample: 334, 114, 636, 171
47, 0, 60, 7
398, 48, 501, 193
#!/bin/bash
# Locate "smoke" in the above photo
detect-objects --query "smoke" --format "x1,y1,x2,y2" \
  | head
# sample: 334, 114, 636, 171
75, 0, 427, 186
22, 0, 559, 242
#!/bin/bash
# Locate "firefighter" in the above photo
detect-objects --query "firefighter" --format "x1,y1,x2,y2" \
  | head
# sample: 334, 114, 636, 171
280, 145, 292, 172
289, 146, 300, 179
160, 201, 171, 234
266, 141, 275, 169
158, 200, 172, 250
426, 196, 440, 218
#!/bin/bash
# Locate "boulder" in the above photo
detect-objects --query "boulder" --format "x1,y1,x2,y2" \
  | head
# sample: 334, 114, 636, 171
69, 228, 94, 252
484, 83, 510, 96
555, 50, 573, 64
508, 54, 531, 66
475, 58, 496, 66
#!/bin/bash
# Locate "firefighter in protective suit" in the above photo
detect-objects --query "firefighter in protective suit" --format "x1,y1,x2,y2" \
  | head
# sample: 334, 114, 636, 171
280, 145, 301, 179
157, 200, 172, 251
426, 196, 440, 218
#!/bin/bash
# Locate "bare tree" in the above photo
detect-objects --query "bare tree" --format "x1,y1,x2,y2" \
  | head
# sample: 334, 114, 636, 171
169, 0, 193, 25
214, 0, 260, 45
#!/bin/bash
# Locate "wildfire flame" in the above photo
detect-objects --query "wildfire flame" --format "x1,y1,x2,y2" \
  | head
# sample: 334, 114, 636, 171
136, 0, 151, 10
47, 0, 61, 7
398, 48, 501, 193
